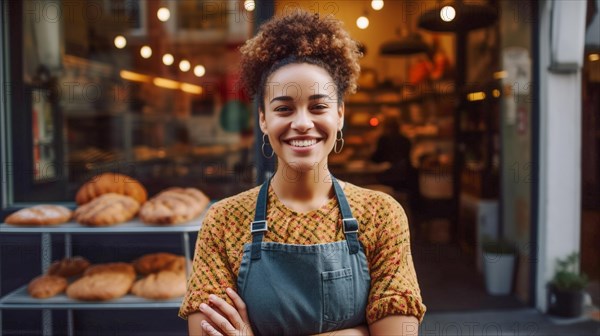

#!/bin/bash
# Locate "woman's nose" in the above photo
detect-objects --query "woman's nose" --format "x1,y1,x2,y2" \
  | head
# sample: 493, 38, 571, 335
291, 109, 314, 132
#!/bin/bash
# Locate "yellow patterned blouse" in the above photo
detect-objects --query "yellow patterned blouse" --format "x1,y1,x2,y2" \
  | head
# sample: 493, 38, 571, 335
179, 181, 426, 324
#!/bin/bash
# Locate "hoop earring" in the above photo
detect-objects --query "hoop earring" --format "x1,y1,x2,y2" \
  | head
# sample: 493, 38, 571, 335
333, 129, 344, 153
261, 134, 274, 159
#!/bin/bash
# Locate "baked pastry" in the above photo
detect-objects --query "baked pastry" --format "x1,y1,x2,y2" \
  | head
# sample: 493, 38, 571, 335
131, 270, 186, 300
75, 173, 147, 205
74, 193, 140, 226
139, 188, 209, 225
84, 262, 136, 280
66, 272, 134, 301
132, 252, 180, 275
163, 256, 190, 274
67, 262, 136, 301
28, 275, 68, 299
5, 205, 72, 226
47, 256, 91, 278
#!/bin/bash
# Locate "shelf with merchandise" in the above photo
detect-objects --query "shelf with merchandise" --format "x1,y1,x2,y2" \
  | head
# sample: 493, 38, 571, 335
0, 208, 210, 320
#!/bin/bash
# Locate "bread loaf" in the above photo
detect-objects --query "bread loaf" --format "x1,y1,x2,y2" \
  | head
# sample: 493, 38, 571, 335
28, 275, 68, 299
75, 173, 147, 205
131, 270, 186, 300
47, 256, 90, 278
140, 188, 209, 225
133, 252, 180, 275
66, 272, 134, 301
5, 205, 71, 226
67, 262, 136, 301
74, 193, 139, 226
84, 262, 136, 280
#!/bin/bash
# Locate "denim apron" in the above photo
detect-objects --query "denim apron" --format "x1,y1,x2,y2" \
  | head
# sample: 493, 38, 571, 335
236, 177, 371, 336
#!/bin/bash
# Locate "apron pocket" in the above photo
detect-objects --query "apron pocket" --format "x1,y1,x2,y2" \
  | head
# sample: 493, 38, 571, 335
322, 268, 355, 323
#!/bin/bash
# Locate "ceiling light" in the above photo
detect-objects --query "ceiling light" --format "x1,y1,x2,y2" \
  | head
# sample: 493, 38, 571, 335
194, 65, 206, 77
181, 83, 203, 94
157, 7, 170, 22
356, 16, 369, 29
371, 0, 384, 11
440, 6, 456, 22
162, 54, 174, 66
244, 0, 255, 11
120, 70, 150, 82
114, 35, 127, 49
153, 77, 180, 90
179, 60, 191, 72
419, 2, 498, 32
140, 46, 152, 59
467, 92, 486, 101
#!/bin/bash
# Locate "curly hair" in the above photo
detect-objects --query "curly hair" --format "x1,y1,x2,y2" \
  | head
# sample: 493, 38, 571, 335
239, 10, 361, 109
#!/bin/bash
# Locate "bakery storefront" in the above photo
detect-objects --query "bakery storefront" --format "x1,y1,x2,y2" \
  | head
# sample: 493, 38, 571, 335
0, 0, 595, 335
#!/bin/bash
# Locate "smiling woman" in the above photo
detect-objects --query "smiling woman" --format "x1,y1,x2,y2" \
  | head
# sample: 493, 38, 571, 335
180, 10, 426, 336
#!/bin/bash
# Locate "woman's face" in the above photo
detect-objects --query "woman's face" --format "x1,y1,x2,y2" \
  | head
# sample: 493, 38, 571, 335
260, 63, 344, 174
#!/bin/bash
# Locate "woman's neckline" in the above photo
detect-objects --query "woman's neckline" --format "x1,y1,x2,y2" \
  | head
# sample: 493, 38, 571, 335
268, 180, 348, 216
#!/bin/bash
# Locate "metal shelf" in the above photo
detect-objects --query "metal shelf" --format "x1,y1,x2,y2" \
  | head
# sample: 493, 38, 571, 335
0, 286, 181, 310
0, 205, 213, 234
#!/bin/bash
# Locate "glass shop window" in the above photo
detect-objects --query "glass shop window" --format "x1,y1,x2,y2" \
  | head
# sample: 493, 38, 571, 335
6, 0, 256, 204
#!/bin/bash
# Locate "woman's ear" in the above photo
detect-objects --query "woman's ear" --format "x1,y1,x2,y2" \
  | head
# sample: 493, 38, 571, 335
259, 109, 267, 134
338, 102, 345, 130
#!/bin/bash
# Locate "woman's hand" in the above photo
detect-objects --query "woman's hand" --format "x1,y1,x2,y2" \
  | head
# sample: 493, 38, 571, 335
199, 288, 254, 336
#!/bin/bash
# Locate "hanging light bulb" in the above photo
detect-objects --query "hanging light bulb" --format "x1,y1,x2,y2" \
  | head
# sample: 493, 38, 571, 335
356, 16, 369, 29
371, 0, 384, 11
194, 65, 206, 77
140, 46, 152, 59
114, 35, 127, 49
440, 6, 456, 22
244, 0, 255, 11
162, 53, 174, 66
157, 7, 170, 22
179, 60, 191, 72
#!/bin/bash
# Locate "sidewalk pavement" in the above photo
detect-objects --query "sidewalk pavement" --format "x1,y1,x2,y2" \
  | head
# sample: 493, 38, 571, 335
419, 308, 600, 336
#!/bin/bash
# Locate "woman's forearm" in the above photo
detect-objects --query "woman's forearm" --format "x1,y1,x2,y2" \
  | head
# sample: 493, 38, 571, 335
312, 324, 370, 336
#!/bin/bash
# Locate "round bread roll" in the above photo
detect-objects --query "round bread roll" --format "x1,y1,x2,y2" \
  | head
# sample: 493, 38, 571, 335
28, 275, 68, 299
74, 193, 140, 226
75, 173, 147, 205
140, 188, 209, 225
66, 272, 134, 301
5, 205, 72, 226
47, 256, 91, 278
131, 270, 187, 300
132, 252, 180, 275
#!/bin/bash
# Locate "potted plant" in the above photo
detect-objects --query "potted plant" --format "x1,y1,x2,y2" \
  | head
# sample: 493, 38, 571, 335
547, 252, 588, 318
482, 237, 517, 295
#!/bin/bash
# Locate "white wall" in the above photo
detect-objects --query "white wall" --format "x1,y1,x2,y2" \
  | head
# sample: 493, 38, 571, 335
536, 0, 585, 312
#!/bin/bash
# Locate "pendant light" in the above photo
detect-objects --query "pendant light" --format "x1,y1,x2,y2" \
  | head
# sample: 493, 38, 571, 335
418, 0, 498, 32
380, 28, 430, 56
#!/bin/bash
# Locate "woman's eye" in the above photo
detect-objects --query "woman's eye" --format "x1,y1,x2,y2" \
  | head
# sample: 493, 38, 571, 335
312, 104, 328, 110
274, 106, 292, 112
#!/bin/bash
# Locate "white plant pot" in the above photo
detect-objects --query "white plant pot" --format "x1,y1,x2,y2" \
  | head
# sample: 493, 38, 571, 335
483, 253, 516, 295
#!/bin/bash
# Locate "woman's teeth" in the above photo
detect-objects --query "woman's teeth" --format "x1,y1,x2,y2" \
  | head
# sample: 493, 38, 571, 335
289, 139, 317, 147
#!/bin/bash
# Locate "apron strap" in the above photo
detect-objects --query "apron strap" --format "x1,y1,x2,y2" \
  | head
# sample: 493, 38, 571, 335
331, 177, 360, 255
250, 178, 270, 260
250, 176, 360, 259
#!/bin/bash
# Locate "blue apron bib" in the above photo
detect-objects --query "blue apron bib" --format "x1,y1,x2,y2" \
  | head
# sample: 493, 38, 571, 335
236, 177, 371, 336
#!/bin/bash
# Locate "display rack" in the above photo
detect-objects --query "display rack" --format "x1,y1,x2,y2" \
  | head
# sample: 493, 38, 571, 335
0, 206, 210, 336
